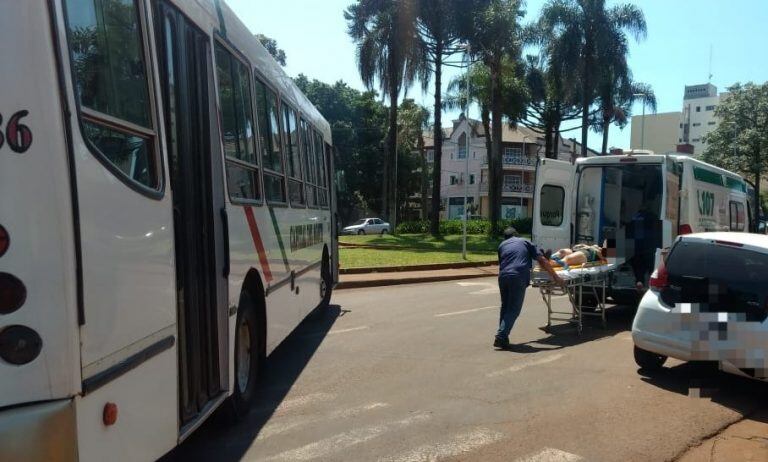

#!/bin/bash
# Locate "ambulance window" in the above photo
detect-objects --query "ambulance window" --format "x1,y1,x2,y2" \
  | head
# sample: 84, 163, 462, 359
730, 201, 745, 231
540, 185, 565, 226
64, 0, 160, 192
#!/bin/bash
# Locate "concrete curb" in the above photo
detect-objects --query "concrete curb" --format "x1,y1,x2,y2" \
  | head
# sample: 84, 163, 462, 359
341, 260, 498, 274
336, 271, 496, 290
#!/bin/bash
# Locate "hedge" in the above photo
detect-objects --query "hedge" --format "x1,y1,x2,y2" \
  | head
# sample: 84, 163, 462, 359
395, 217, 532, 235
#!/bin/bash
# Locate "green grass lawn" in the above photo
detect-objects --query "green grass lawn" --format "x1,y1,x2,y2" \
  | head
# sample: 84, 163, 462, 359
339, 233, 527, 268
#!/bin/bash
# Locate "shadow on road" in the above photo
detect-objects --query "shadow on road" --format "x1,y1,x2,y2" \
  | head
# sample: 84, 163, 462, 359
638, 362, 768, 419
512, 303, 638, 352
160, 304, 345, 462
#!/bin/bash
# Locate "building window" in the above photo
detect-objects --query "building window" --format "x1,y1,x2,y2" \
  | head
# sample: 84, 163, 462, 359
679, 123, 683, 128
64, 0, 160, 191
450, 175, 457, 185
708, 121, 716, 126
706, 105, 716, 111
696, 106, 701, 112
678, 138, 682, 143
469, 174, 475, 185
457, 133, 467, 159
693, 123, 701, 127
503, 147, 523, 165
692, 138, 701, 142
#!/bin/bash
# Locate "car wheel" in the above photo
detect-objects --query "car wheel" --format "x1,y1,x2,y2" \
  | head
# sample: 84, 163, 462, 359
357, 229, 365, 235
227, 293, 260, 420
380, 229, 388, 236
634, 345, 666, 371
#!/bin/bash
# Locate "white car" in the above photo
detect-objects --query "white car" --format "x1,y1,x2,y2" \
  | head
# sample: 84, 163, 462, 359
342, 218, 391, 235
632, 232, 768, 381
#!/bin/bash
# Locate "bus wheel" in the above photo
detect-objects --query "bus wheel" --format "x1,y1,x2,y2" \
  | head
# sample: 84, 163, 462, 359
229, 294, 260, 419
319, 256, 333, 309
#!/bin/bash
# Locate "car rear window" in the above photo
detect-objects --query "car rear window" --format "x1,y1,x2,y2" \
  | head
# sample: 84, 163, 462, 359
662, 240, 768, 321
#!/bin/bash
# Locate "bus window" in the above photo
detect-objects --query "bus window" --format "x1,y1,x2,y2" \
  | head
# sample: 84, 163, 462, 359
283, 105, 304, 206
215, 43, 260, 201
313, 130, 327, 207
64, 0, 160, 191
254, 78, 286, 203
301, 118, 318, 207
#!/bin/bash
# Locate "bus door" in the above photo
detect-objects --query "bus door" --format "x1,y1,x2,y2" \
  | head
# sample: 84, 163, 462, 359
157, 3, 228, 426
532, 158, 575, 251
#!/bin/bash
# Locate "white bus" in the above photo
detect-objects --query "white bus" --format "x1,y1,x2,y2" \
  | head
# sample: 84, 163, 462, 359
532, 153, 749, 302
0, 1, 338, 460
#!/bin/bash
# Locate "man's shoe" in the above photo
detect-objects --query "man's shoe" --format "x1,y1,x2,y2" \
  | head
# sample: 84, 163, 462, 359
493, 338, 510, 349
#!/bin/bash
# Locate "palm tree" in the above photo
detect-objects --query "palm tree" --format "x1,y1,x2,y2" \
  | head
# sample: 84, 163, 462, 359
416, 0, 464, 236
345, 0, 428, 226
397, 99, 431, 221
461, 0, 525, 235
539, 0, 646, 158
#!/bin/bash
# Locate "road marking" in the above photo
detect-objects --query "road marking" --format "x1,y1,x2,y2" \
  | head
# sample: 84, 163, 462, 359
381, 427, 504, 462
515, 447, 584, 462
435, 306, 497, 317
456, 281, 498, 295
271, 392, 335, 414
257, 402, 389, 441
328, 325, 370, 335
486, 354, 565, 378
264, 412, 431, 461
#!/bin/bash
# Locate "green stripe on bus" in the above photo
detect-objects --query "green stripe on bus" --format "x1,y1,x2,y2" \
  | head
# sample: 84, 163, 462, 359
693, 166, 724, 187
268, 206, 291, 272
726, 176, 746, 192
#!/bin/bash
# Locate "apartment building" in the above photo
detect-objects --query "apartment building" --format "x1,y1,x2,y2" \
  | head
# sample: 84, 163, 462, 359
423, 115, 596, 220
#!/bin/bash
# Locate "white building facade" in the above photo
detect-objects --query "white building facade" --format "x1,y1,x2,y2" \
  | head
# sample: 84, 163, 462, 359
679, 83, 721, 156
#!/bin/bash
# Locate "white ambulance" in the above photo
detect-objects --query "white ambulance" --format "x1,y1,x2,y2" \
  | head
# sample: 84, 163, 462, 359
532, 152, 750, 303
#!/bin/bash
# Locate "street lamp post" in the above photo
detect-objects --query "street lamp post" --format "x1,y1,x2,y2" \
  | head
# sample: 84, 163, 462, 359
461, 48, 471, 260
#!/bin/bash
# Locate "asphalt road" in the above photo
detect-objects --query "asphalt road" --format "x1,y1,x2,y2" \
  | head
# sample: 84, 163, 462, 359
164, 278, 767, 461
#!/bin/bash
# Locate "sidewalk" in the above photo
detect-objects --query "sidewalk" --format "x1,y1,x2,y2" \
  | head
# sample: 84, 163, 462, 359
337, 264, 498, 289
677, 410, 768, 461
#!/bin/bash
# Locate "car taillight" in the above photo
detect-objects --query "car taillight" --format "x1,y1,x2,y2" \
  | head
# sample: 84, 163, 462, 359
678, 224, 693, 235
0, 272, 27, 314
0, 225, 8, 257
649, 258, 669, 290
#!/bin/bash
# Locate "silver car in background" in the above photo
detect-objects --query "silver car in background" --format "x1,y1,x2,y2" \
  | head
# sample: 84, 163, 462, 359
342, 218, 391, 235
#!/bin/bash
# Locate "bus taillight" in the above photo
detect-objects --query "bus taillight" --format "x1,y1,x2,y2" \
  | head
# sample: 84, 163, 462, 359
0, 273, 26, 314
0, 225, 8, 257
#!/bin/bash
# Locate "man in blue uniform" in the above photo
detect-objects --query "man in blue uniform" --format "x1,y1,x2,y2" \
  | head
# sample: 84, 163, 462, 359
494, 227, 562, 349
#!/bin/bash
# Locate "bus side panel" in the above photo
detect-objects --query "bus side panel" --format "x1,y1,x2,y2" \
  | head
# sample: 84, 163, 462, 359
0, 0, 80, 408
75, 346, 177, 462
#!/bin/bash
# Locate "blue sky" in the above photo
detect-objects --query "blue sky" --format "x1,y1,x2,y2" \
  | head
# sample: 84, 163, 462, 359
227, 0, 768, 151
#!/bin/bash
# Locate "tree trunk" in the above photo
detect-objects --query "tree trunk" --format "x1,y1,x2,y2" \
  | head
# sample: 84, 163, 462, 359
544, 119, 554, 159
580, 39, 593, 158
489, 60, 503, 236
601, 118, 610, 155
429, 44, 444, 236
419, 134, 428, 220
387, 90, 398, 231
754, 169, 761, 233
481, 105, 491, 155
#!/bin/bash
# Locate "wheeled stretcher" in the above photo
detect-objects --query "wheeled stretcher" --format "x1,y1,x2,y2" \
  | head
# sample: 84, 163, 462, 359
531, 263, 616, 335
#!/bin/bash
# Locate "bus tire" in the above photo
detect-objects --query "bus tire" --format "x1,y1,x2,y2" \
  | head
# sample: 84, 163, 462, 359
319, 254, 333, 310
228, 292, 260, 420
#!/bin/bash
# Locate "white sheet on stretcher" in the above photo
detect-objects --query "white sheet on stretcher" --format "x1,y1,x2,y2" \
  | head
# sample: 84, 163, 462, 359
532, 263, 616, 281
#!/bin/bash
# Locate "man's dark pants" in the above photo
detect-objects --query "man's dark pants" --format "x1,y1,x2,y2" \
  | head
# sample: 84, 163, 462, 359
496, 275, 529, 341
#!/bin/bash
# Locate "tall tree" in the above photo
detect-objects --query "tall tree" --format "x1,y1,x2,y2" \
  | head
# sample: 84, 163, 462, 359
703, 82, 768, 231
417, 0, 464, 235
594, 77, 656, 154
539, 0, 646, 158
461, 0, 525, 235
345, 0, 428, 228
397, 99, 431, 221
256, 33, 287, 66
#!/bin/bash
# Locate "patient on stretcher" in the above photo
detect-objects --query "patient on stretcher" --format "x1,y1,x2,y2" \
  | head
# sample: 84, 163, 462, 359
546, 244, 605, 269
